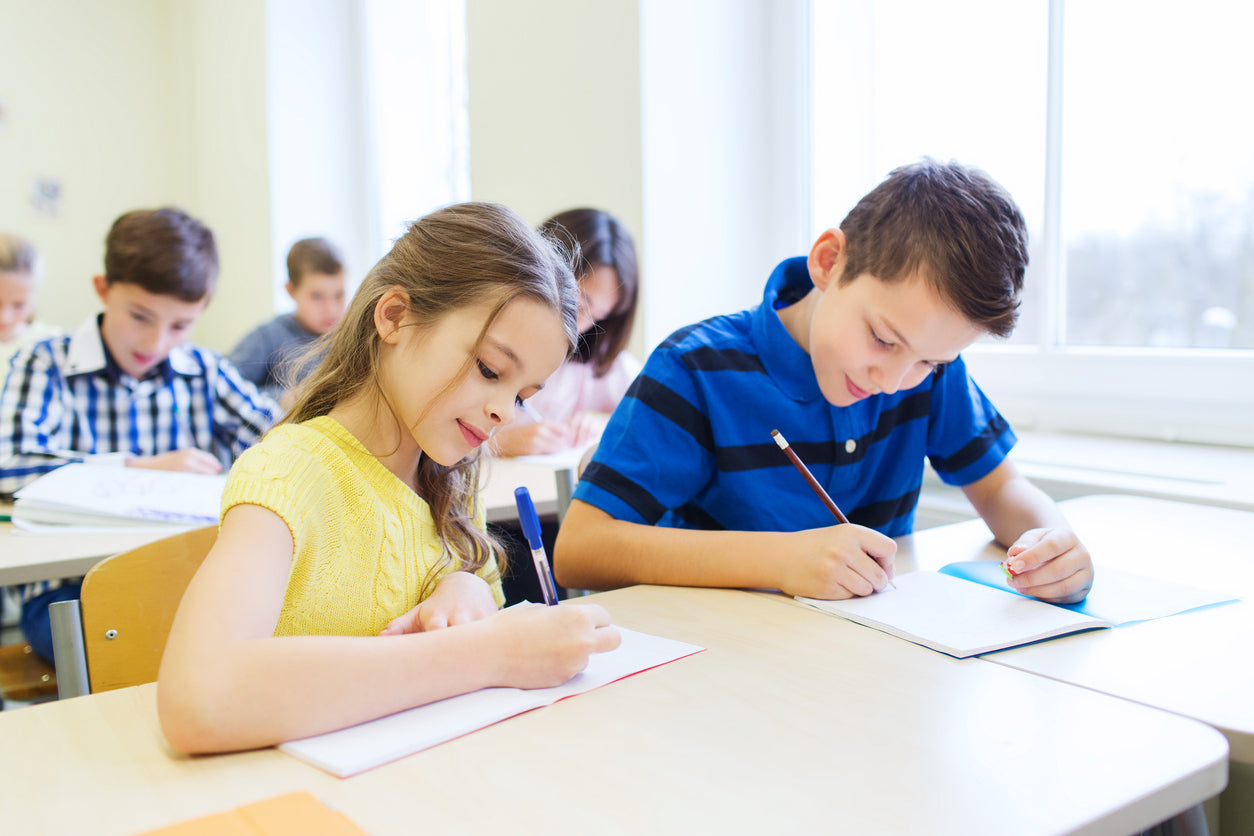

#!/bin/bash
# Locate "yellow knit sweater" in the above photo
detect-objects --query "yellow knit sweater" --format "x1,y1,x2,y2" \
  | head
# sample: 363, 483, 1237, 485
221, 415, 504, 637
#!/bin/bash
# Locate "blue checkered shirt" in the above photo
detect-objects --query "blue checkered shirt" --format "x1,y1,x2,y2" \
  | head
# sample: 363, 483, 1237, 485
0, 316, 280, 496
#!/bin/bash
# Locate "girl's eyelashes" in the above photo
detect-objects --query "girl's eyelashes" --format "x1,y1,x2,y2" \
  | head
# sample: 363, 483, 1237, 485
476, 359, 499, 381
870, 329, 893, 349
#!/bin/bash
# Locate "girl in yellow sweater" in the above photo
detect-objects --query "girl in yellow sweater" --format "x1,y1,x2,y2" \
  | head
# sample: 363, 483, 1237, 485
158, 203, 621, 753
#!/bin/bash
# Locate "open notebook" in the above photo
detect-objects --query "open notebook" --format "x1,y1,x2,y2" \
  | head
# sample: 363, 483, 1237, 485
11, 463, 225, 531
280, 626, 704, 777
797, 561, 1237, 659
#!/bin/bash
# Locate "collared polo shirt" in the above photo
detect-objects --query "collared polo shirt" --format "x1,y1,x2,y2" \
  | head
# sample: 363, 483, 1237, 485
574, 257, 1015, 537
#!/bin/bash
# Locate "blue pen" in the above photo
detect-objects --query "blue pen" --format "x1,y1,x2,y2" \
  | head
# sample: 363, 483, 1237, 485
514, 486, 560, 606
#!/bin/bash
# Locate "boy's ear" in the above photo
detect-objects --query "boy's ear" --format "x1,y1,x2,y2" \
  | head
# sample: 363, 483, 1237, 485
808, 229, 847, 291
285, 281, 297, 300
91, 274, 109, 304
374, 287, 409, 344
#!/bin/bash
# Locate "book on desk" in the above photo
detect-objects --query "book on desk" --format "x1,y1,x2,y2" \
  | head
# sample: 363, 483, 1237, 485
797, 560, 1238, 659
10, 463, 225, 532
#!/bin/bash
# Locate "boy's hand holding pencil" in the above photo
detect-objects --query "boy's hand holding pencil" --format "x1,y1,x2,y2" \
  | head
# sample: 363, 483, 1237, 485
771, 429, 897, 599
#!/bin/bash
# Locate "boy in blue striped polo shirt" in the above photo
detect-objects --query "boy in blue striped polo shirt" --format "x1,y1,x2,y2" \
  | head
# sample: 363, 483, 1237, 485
0, 206, 280, 661
556, 160, 1094, 605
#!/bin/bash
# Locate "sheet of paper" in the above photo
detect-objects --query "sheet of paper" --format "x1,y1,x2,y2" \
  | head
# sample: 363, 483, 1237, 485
797, 571, 1111, 658
509, 440, 598, 470
279, 626, 704, 777
939, 560, 1239, 626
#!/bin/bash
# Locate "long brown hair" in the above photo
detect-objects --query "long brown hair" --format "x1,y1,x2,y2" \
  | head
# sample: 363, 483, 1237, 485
287, 203, 579, 591
540, 208, 639, 375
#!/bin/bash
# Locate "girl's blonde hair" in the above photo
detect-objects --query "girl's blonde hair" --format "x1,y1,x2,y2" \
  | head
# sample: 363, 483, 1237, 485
287, 202, 580, 593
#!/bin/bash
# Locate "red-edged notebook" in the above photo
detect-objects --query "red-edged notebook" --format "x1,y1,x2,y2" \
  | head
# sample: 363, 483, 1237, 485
279, 626, 703, 777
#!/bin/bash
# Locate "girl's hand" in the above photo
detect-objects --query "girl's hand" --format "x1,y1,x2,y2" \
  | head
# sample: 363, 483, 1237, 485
490, 422, 571, 456
563, 411, 609, 448
379, 572, 498, 635
1004, 528, 1094, 604
778, 524, 897, 599
487, 603, 621, 689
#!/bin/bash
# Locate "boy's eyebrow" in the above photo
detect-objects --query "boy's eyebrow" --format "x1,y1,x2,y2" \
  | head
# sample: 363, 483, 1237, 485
879, 317, 958, 364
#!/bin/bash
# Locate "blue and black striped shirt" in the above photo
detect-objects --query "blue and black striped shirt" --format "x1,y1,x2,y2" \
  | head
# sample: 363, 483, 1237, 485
574, 258, 1016, 537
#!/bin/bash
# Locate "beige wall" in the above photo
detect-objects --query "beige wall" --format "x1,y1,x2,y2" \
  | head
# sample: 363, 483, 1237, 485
466, 0, 646, 358
2, 0, 646, 356
171, 0, 272, 353
0, 0, 185, 334
0, 0, 271, 354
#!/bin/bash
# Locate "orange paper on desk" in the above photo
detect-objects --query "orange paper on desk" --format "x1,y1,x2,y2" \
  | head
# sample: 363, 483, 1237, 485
136, 792, 366, 836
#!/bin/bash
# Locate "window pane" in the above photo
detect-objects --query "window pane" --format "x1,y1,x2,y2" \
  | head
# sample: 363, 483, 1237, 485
1062, 1, 1254, 348
812, 0, 1048, 345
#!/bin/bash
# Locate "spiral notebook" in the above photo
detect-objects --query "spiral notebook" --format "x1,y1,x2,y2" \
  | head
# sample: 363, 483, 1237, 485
280, 626, 704, 777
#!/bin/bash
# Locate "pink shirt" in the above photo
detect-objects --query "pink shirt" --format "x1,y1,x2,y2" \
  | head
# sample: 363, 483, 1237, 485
525, 352, 642, 424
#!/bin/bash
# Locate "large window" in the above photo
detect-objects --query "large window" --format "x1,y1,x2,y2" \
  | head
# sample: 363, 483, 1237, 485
812, 0, 1254, 445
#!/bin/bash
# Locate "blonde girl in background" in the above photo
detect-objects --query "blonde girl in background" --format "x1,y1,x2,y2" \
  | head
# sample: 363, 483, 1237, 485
158, 203, 621, 754
0, 233, 60, 363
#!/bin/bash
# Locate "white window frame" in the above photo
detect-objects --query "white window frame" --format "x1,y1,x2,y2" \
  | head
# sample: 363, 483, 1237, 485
811, 0, 1254, 448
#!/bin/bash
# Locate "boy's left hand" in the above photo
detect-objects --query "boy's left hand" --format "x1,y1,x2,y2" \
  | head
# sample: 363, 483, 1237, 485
1003, 528, 1093, 604
378, 572, 499, 635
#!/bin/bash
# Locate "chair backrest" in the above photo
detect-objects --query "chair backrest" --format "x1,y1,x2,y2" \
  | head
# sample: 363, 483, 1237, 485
79, 524, 217, 693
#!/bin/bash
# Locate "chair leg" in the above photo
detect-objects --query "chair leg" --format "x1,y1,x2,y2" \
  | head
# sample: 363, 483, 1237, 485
1139, 803, 1211, 836
49, 599, 90, 698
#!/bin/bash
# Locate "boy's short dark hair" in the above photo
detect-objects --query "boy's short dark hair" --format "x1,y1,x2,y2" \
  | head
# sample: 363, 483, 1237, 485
104, 207, 218, 303
839, 159, 1028, 337
286, 237, 344, 287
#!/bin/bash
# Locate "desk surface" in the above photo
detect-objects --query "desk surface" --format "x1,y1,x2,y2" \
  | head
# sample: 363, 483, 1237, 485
899, 494, 1254, 763
0, 584, 1227, 836
0, 457, 560, 587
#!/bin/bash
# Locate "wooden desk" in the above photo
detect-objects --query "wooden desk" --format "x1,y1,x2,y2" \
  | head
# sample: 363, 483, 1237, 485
898, 494, 1254, 835
479, 454, 568, 523
0, 584, 1227, 835
0, 522, 180, 587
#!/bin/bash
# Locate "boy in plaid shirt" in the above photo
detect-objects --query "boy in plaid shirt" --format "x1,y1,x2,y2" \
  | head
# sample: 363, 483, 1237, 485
0, 207, 279, 661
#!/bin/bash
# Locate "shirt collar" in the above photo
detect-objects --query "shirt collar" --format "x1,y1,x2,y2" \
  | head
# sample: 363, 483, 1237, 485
752, 257, 823, 402
64, 314, 199, 384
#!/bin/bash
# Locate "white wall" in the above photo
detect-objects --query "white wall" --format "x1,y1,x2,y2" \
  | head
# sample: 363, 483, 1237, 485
265, 0, 373, 311
638, 0, 812, 348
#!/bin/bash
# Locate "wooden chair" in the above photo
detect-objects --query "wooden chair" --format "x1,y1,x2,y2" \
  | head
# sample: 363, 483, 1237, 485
49, 525, 217, 697
0, 641, 58, 708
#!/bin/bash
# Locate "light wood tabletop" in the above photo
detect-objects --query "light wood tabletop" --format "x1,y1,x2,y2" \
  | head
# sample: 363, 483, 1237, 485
0, 584, 1228, 836
898, 493, 1254, 834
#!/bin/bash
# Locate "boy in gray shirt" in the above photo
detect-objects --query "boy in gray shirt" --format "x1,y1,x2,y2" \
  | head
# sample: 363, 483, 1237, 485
229, 237, 346, 402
